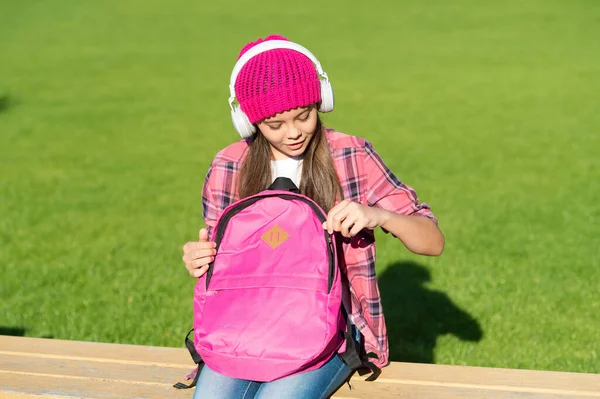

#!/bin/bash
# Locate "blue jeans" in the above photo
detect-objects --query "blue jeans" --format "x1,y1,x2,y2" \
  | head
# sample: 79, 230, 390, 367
192, 354, 352, 399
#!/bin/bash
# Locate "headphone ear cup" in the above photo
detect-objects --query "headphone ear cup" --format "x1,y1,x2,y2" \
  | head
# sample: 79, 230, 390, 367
231, 107, 256, 139
318, 80, 334, 113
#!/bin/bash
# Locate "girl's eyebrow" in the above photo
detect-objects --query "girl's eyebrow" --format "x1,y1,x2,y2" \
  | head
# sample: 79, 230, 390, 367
264, 108, 310, 123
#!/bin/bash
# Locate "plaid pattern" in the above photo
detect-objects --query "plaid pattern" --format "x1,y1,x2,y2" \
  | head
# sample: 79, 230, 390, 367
201, 129, 437, 368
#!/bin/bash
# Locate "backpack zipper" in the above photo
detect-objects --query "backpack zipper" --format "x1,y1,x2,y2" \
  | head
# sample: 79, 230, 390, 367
327, 235, 336, 291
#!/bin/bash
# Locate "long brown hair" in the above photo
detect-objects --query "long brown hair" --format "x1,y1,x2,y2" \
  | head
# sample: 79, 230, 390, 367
238, 116, 343, 212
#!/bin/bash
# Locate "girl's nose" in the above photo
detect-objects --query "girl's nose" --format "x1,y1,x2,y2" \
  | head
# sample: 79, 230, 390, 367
287, 124, 302, 140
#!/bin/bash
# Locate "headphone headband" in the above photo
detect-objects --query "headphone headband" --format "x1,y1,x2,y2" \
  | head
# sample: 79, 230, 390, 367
228, 40, 328, 109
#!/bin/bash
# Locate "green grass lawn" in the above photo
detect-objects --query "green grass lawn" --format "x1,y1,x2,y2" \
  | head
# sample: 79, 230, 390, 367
1, 0, 599, 373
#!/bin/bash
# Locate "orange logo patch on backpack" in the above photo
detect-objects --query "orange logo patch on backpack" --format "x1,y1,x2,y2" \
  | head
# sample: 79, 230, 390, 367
261, 225, 289, 249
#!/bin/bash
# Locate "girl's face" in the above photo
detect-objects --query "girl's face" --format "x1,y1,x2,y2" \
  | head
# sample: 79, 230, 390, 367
257, 105, 318, 160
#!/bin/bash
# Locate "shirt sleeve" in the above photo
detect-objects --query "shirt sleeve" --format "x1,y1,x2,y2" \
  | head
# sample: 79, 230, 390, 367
201, 164, 219, 239
363, 140, 438, 224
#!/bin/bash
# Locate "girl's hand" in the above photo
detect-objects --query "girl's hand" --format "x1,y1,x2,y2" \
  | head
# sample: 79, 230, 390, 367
322, 200, 389, 238
182, 228, 217, 278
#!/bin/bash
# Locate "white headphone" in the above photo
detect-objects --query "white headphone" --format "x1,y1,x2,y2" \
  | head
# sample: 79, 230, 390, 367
228, 40, 335, 139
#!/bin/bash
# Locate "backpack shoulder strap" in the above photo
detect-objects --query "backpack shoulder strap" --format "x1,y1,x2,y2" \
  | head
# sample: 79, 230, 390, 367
338, 309, 381, 381
173, 329, 204, 389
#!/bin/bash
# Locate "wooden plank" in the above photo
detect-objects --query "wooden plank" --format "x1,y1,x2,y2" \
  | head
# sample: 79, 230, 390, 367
2, 368, 594, 399
373, 362, 600, 395
1, 353, 186, 385
3, 336, 599, 394
0, 336, 190, 367
334, 373, 600, 399
334, 384, 589, 399
0, 336, 196, 399
0, 349, 355, 399
0, 366, 358, 399
1, 336, 599, 399
0, 372, 190, 399
0, 396, 49, 399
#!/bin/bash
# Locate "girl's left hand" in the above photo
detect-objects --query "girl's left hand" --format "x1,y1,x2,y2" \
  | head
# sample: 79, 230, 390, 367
323, 200, 388, 238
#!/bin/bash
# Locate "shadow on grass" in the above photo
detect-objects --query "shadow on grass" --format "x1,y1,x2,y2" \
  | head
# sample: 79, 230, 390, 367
0, 326, 53, 339
0, 94, 11, 113
379, 261, 483, 363
0, 326, 27, 336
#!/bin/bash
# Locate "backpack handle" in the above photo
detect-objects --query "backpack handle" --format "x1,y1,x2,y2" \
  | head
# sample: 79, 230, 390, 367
268, 177, 299, 193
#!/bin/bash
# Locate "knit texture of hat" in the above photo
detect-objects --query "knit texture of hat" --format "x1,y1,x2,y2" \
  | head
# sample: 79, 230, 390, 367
234, 35, 321, 124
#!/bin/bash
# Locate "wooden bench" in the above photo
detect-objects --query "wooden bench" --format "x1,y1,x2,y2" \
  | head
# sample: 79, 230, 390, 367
1, 335, 599, 398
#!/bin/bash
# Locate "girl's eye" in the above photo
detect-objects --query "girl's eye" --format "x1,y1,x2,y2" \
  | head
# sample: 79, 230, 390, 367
298, 113, 310, 122
268, 124, 281, 130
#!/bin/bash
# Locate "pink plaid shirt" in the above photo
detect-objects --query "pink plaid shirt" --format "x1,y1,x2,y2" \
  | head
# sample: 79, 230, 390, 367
201, 129, 437, 368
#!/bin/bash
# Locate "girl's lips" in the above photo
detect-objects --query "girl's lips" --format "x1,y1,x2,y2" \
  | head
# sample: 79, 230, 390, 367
287, 140, 305, 150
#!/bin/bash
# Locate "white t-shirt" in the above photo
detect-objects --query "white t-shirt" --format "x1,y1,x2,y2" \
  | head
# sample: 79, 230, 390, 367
271, 156, 302, 187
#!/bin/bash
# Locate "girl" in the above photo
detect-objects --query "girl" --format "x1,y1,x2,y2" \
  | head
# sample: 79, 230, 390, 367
182, 34, 444, 399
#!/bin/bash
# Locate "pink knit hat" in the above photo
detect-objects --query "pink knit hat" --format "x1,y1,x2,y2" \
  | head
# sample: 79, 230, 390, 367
234, 35, 322, 124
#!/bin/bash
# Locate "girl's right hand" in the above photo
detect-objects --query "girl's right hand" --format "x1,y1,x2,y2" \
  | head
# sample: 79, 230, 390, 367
182, 228, 217, 278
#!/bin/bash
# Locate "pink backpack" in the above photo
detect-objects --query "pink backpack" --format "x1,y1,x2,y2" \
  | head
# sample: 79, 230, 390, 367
175, 178, 368, 388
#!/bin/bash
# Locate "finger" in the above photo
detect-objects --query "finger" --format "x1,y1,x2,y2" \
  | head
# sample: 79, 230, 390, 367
191, 256, 214, 269
183, 240, 216, 254
199, 228, 209, 242
185, 256, 213, 274
191, 264, 210, 278
349, 219, 367, 237
341, 215, 359, 237
327, 200, 350, 234
325, 200, 349, 233
185, 260, 197, 273
183, 241, 194, 253
197, 248, 217, 259
331, 203, 355, 234
182, 248, 216, 263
